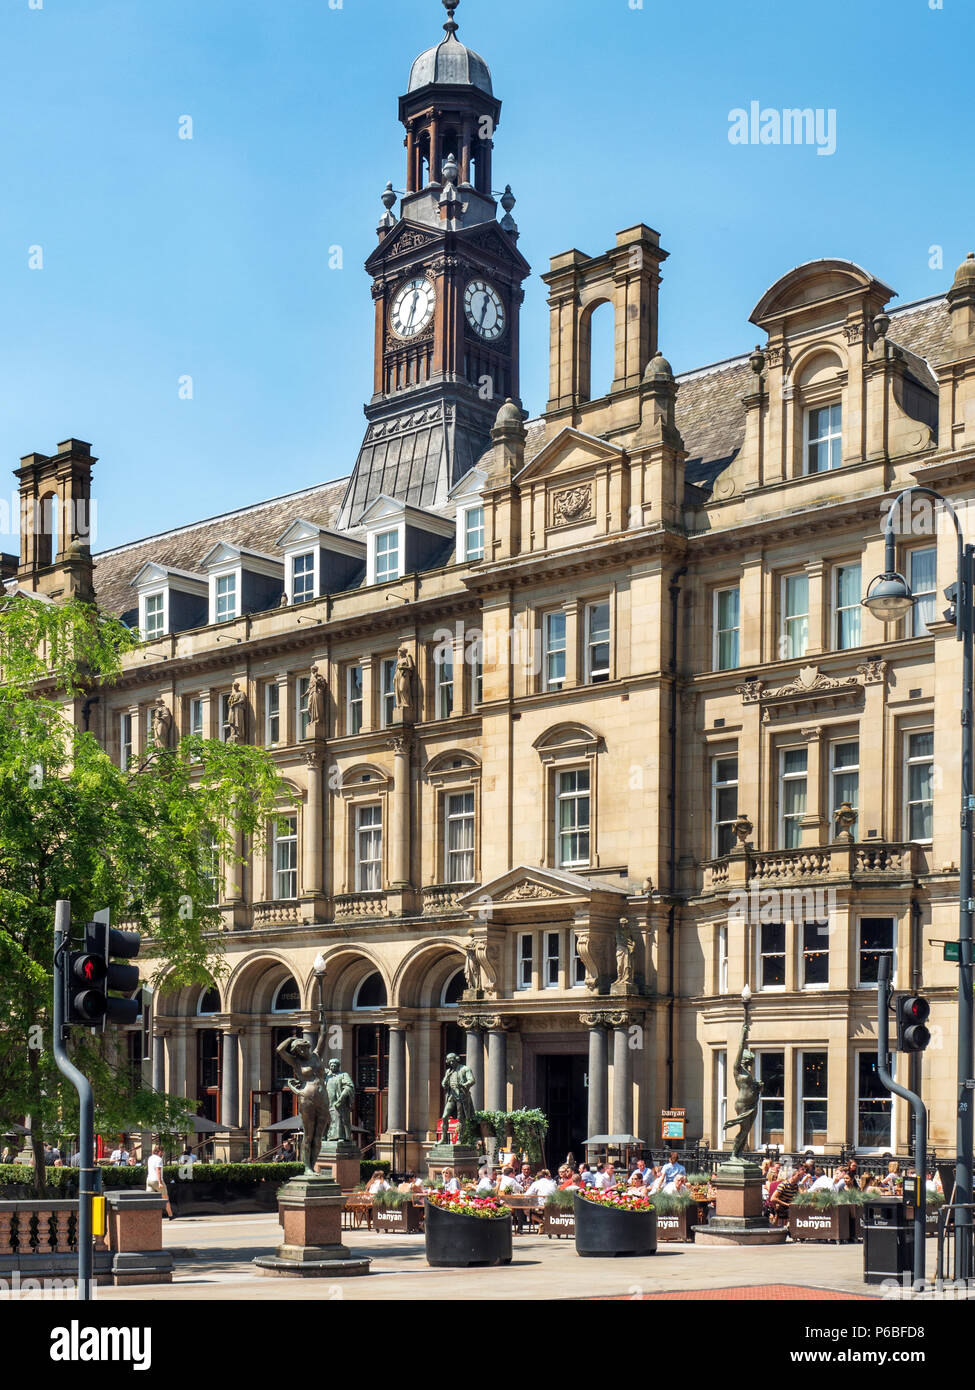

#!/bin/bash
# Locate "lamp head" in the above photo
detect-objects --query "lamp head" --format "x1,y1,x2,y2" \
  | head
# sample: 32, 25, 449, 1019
862, 571, 915, 624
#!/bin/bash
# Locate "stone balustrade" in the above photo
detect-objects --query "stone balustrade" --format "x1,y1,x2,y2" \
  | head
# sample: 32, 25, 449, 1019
702, 840, 924, 895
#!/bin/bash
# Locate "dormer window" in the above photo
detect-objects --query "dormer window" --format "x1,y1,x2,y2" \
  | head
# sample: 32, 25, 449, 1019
131, 563, 208, 638
375, 530, 400, 583
215, 573, 237, 623
462, 505, 484, 561
806, 403, 842, 474
291, 552, 315, 603
142, 592, 165, 639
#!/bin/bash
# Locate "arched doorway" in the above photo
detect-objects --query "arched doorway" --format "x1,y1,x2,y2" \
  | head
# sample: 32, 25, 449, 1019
352, 971, 389, 1150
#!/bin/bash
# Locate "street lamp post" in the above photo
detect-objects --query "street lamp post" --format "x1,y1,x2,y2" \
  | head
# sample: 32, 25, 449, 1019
863, 484, 975, 1280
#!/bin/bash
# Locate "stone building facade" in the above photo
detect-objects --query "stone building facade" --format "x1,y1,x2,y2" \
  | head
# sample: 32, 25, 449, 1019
10, 3, 975, 1167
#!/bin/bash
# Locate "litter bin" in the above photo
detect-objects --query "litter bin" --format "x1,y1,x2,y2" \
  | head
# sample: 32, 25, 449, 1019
862, 1196, 915, 1285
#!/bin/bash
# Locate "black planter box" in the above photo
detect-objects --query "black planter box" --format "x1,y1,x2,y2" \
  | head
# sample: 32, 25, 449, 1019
655, 1204, 695, 1242
573, 1192, 657, 1258
541, 1206, 575, 1239
423, 1198, 512, 1267
374, 1202, 424, 1234
789, 1204, 855, 1244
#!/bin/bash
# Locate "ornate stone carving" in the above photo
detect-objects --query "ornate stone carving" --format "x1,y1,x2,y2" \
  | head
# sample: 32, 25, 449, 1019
857, 659, 888, 685
844, 321, 864, 344
226, 682, 249, 744
579, 1010, 613, 1029
574, 931, 601, 993
497, 880, 561, 902
151, 699, 172, 749
394, 647, 417, 719
552, 484, 593, 526
736, 679, 765, 703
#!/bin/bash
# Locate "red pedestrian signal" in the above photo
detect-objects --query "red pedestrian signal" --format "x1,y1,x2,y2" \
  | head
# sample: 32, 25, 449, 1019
895, 994, 931, 1053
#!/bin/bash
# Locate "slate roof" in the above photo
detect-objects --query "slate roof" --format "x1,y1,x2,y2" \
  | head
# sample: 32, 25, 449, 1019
89, 294, 951, 619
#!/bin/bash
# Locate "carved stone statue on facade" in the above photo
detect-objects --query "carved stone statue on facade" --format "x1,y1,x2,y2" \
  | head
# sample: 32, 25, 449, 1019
275, 1024, 329, 1172
394, 646, 417, 717
464, 928, 482, 992
151, 699, 173, 749
324, 1058, 355, 1143
227, 682, 249, 744
440, 1052, 476, 1137
306, 664, 327, 730
615, 917, 636, 988
722, 990, 762, 1159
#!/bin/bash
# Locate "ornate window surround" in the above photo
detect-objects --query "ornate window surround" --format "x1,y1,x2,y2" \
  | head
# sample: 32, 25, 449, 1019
533, 723, 604, 870
423, 750, 482, 886
338, 763, 392, 894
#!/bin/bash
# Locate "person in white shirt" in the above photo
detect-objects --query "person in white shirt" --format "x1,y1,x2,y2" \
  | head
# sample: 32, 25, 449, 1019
110, 1145, 129, 1167
809, 1171, 834, 1192
498, 1166, 520, 1194
366, 1170, 390, 1195
439, 1168, 461, 1193
145, 1145, 172, 1220
526, 1169, 557, 1198
476, 1169, 496, 1194
595, 1163, 617, 1190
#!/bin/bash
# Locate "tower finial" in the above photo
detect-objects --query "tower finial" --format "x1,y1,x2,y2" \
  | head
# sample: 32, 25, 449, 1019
442, 0, 459, 36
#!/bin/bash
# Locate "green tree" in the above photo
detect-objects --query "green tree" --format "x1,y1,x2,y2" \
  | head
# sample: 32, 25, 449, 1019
0, 595, 283, 1187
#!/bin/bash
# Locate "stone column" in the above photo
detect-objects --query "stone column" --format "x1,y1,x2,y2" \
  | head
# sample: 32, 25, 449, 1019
483, 1017, 511, 1113
389, 734, 412, 888
358, 654, 374, 732
800, 724, 826, 847
610, 1013, 633, 1137
221, 1029, 239, 1129
387, 1026, 408, 1133
303, 750, 324, 897
582, 1012, 609, 1139
461, 1017, 485, 1112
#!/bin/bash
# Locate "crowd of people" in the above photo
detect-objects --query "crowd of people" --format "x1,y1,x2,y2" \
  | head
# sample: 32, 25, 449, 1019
761, 1157, 944, 1225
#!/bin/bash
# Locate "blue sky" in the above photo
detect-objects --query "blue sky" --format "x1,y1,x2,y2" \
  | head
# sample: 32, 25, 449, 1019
0, 0, 970, 552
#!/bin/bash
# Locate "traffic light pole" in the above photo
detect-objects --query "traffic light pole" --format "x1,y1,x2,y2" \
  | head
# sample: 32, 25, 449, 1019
956, 541, 975, 1281
877, 955, 927, 1287
52, 899, 95, 1301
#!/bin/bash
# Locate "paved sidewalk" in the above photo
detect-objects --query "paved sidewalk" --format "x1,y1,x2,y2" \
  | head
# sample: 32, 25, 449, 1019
87, 1213, 943, 1301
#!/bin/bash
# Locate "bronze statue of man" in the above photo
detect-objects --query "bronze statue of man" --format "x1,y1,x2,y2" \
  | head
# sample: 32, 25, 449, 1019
722, 996, 762, 1159
440, 1051, 476, 1140
324, 1058, 355, 1143
275, 1023, 329, 1172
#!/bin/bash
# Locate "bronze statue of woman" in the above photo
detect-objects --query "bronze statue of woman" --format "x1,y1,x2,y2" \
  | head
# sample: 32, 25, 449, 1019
275, 1022, 329, 1172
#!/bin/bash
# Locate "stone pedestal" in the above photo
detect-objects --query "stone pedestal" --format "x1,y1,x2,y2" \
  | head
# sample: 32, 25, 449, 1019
693, 1158, 787, 1246
426, 1143, 479, 1183
105, 1192, 174, 1286
253, 1174, 371, 1278
317, 1139, 361, 1192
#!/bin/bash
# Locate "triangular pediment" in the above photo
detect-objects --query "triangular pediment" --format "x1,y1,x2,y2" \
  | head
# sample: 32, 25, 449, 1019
447, 466, 487, 503
514, 426, 625, 487
366, 219, 442, 271
455, 222, 531, 276
459, 864, 627, 910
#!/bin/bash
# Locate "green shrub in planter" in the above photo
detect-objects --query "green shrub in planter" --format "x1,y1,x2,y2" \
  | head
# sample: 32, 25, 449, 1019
652, 1191, 691, 1216
543, 1188, 575, 1211
372, 1188, 410, 1210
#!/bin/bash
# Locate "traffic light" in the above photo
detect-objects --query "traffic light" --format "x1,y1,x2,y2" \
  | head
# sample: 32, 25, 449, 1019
65, 922, 142, 1029
895, 993, 931, 1052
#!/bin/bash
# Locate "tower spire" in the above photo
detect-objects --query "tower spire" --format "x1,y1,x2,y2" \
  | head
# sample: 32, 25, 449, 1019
442, 0, 459, 36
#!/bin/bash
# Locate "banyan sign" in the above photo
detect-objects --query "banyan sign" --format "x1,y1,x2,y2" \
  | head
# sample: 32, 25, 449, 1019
661, 1108, 686, 1141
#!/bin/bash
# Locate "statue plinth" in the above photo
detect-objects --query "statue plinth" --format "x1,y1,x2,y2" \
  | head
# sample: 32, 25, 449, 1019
391, 706, 414, 728
425, 1143, 479, 1183
692, 1158, 787, 1246
316, 1139, 362, 1192
254, 1173, 372, 1278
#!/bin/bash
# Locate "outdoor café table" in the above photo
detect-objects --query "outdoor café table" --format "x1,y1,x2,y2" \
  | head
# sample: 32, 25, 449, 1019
503, 1194, 544, 1232
343, 1193, 374, 1230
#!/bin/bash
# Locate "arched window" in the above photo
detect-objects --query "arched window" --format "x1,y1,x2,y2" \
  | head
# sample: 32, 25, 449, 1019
441, 968, 465, 1006
37, 493, 58, 568
585, 301, 615, 402
353, 971, 388, 1011
271, 975, 301, 1013
197, 985, 221, 1016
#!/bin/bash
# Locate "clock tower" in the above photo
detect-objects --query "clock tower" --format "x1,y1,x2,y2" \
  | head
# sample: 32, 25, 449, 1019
340, 0, 531, 527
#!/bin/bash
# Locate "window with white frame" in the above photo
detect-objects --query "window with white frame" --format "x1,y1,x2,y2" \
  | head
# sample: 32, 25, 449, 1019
374, 530, 400, 583
781, 572, 809, 660
806, 402, 842, 473
291, 552, 315, 604
215, 573, 237, 623
799, 1052, 828, 1148
219, 693, 232, 743
544, 931, 561, 988
444, 791, 475, 883
517, 933, 534, 991
543, 610, 567, 691
204, 838, 221, 906
908, 546, 937, 637
759, 922, 786, 990
273, 815, 298, 900
756, 1052, 785, 1146
801, 919, 829, 988
436, 647, 454, 719
120, 713, 134, 770
572, 933, 586, 987
717, 923, 729, 993
856, 1051, 893, 1150
857, 916, 894, 987
189, 698, 204, 739
464, 506, 484, 561
469, 635, 483, 707
556, 768, 590, 868
715, 1049, 727, 1140
904, 730, 934, 841
296, 675, 311, 742
779, 747, 808, 848
585, 601, 610, 684
346, 665, 363, 736
834, 563, 861, 649
354, 804, 382, 891
265, 683, 280, 746
713, 586, 740, 670
380, 658, 396, 728
143, 593, 165, 639
830, 739, 859, 823
711, 755, 739, 857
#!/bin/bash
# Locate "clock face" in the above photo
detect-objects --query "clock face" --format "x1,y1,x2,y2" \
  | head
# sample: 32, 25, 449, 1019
464, 279, 506, 341
390, 276, 435, 338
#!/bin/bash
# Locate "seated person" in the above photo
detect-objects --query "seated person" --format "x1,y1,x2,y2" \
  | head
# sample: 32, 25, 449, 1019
768, 1170, 800, 1225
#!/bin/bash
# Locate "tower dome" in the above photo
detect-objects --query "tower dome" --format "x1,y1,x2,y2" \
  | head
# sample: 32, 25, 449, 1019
408, 1, 492, 94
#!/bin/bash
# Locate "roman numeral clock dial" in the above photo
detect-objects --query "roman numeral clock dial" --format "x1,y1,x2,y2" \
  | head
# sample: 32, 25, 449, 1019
464, 279, 505, 341
390, 276, 435, 337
